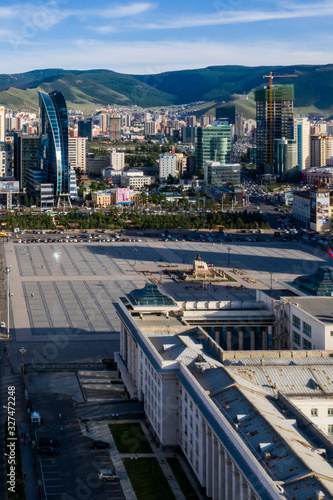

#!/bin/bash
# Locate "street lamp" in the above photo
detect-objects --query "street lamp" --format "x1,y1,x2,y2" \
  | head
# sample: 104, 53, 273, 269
227, 247, 231, 267
133, 248, 138, 266
270, 271, 273, 290
3, 267, 11, 337
19, 347, 26, 374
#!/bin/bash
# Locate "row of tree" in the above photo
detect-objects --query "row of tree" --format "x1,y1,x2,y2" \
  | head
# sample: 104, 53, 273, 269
1, 210, 269, 231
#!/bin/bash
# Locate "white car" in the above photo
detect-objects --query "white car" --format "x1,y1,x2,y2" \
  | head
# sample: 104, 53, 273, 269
0, 322, 5, 328
98, 470, 120, 482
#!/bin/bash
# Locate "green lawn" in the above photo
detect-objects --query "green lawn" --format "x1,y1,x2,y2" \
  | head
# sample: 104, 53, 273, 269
109, 423, 153, 454
166, 458, 200, 500
123, 457, 176, 500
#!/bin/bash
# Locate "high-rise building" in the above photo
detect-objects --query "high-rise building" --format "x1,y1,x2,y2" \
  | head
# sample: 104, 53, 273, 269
310, 134, 333, 168
294, 118, 310, 171
216, 105, 236, 125
255, 85, 294, 173
110, 116, 122, 142
158, 154, 177, 181
68, 137, 87, 172
110, 150, 124, 171
39, 90, 69, 196
274, 138, 298, 181
195, 126, 232, 173
13, 132, 40, 189
144, 120, 157, 136
0, 106, 5, 142
78, 119, 92, 141
0, 142, 12, 177
182, 126, 196, 144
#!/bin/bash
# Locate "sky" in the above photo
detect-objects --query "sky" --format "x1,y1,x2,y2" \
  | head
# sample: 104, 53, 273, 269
2, 0, 333, 75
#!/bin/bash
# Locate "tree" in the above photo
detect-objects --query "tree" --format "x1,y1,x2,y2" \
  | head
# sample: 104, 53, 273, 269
22, 193, 29, 207
90, 181, 99, 191
78, 185, 86, 198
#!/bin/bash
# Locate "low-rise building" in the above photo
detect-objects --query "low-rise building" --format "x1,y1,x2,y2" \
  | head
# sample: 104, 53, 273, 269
120, 170, 151, 189
204, 161, 241, 185
91, 188, 142, 207
293, 188, 333, 231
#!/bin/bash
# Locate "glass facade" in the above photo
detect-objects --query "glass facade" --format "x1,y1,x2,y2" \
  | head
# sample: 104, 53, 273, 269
39, 91, 69, 196
196, 126, 231, 173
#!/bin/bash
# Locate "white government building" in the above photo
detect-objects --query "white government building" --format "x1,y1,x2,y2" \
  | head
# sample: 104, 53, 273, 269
115, 283, 333, 500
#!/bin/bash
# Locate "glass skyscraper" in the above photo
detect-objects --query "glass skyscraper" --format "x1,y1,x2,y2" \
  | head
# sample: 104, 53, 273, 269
39, 91, 69, 195
195, 126, 232, 173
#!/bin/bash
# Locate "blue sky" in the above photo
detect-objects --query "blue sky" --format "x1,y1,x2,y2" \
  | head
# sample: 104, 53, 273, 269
2, 0, 333, 74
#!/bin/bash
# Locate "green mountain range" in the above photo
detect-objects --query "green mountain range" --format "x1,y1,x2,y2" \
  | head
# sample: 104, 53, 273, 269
2, 65, 333, 116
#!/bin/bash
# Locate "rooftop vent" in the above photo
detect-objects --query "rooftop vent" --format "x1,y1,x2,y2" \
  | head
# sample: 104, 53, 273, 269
293, 303, 299, 307
264, 452, 271, 460
313, 448, 326, 457
316, 491, 325, 500
236, 414, 247, 423
259, 443, 273, 453
163, 344, 175, 352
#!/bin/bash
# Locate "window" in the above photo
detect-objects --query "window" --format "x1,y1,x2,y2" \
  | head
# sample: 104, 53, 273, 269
303, 322, 312, 338
303, 338, 312, 350
330, 331, 333, 337
328, 425, 333, 435
293, 331, 301, 347
292, 315, 300, 329
328, 408, 333, 416
311, 408, 318, 417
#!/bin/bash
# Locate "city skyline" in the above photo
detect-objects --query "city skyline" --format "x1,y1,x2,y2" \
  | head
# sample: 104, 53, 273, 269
1, 0, 333, 74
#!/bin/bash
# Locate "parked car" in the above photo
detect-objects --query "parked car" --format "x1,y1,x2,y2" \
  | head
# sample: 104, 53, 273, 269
39, 437, 60, 447
0, 322, 5, 328
90, 440, 110, 450
38, 446, 59, 456
98, 470, 119, 482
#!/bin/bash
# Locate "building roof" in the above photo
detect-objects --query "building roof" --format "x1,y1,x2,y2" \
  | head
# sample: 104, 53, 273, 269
292, 266, 333, 297
128, 283, 176, 309
285, 296, 333, 324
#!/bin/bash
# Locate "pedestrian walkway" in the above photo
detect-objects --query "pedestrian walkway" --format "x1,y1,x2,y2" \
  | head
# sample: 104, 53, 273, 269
18, 422, 40, 500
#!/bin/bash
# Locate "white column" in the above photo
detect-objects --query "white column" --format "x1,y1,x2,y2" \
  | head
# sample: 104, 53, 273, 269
239, 327, 243, 350
206, 427, 212, 497
200, 420, 207, 488
218, 444, 226, 500
250, 328, 255, 350
212, 436, 219, 499
225, 452, 232, 499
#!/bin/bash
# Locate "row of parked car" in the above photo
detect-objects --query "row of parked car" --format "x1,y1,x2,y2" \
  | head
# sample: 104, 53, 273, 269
37, 436, 119, 482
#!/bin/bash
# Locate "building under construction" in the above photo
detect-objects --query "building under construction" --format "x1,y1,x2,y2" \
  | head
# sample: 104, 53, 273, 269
255, 84, 294, 174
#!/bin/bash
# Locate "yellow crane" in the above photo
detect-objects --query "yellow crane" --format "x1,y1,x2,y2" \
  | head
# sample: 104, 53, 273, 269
263, 71, 298, 164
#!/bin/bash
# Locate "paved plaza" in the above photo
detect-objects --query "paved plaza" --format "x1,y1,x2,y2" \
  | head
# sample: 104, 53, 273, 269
3, 238, 328, 366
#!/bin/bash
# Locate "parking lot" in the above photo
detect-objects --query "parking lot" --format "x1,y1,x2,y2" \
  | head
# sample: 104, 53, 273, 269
32, 395, 126, 500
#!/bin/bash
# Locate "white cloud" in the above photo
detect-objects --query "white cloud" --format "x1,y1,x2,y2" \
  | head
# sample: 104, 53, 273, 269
130, 1, 333, 29
102, 2, 156, 19
2, 38, 332, 75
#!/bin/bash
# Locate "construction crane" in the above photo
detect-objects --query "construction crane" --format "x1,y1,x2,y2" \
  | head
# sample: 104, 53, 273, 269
263, 71, 298, 164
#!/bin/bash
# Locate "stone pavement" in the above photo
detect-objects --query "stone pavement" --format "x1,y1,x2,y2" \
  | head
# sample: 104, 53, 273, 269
81, 420, 205, 500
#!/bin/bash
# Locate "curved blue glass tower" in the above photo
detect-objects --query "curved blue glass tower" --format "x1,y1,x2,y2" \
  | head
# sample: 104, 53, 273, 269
39, 91, 69, 195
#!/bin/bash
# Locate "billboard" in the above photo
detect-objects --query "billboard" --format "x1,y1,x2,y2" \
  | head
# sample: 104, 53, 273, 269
316, 196, 329, 225
0, 181, 19, 193
116, 188, 131, 204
